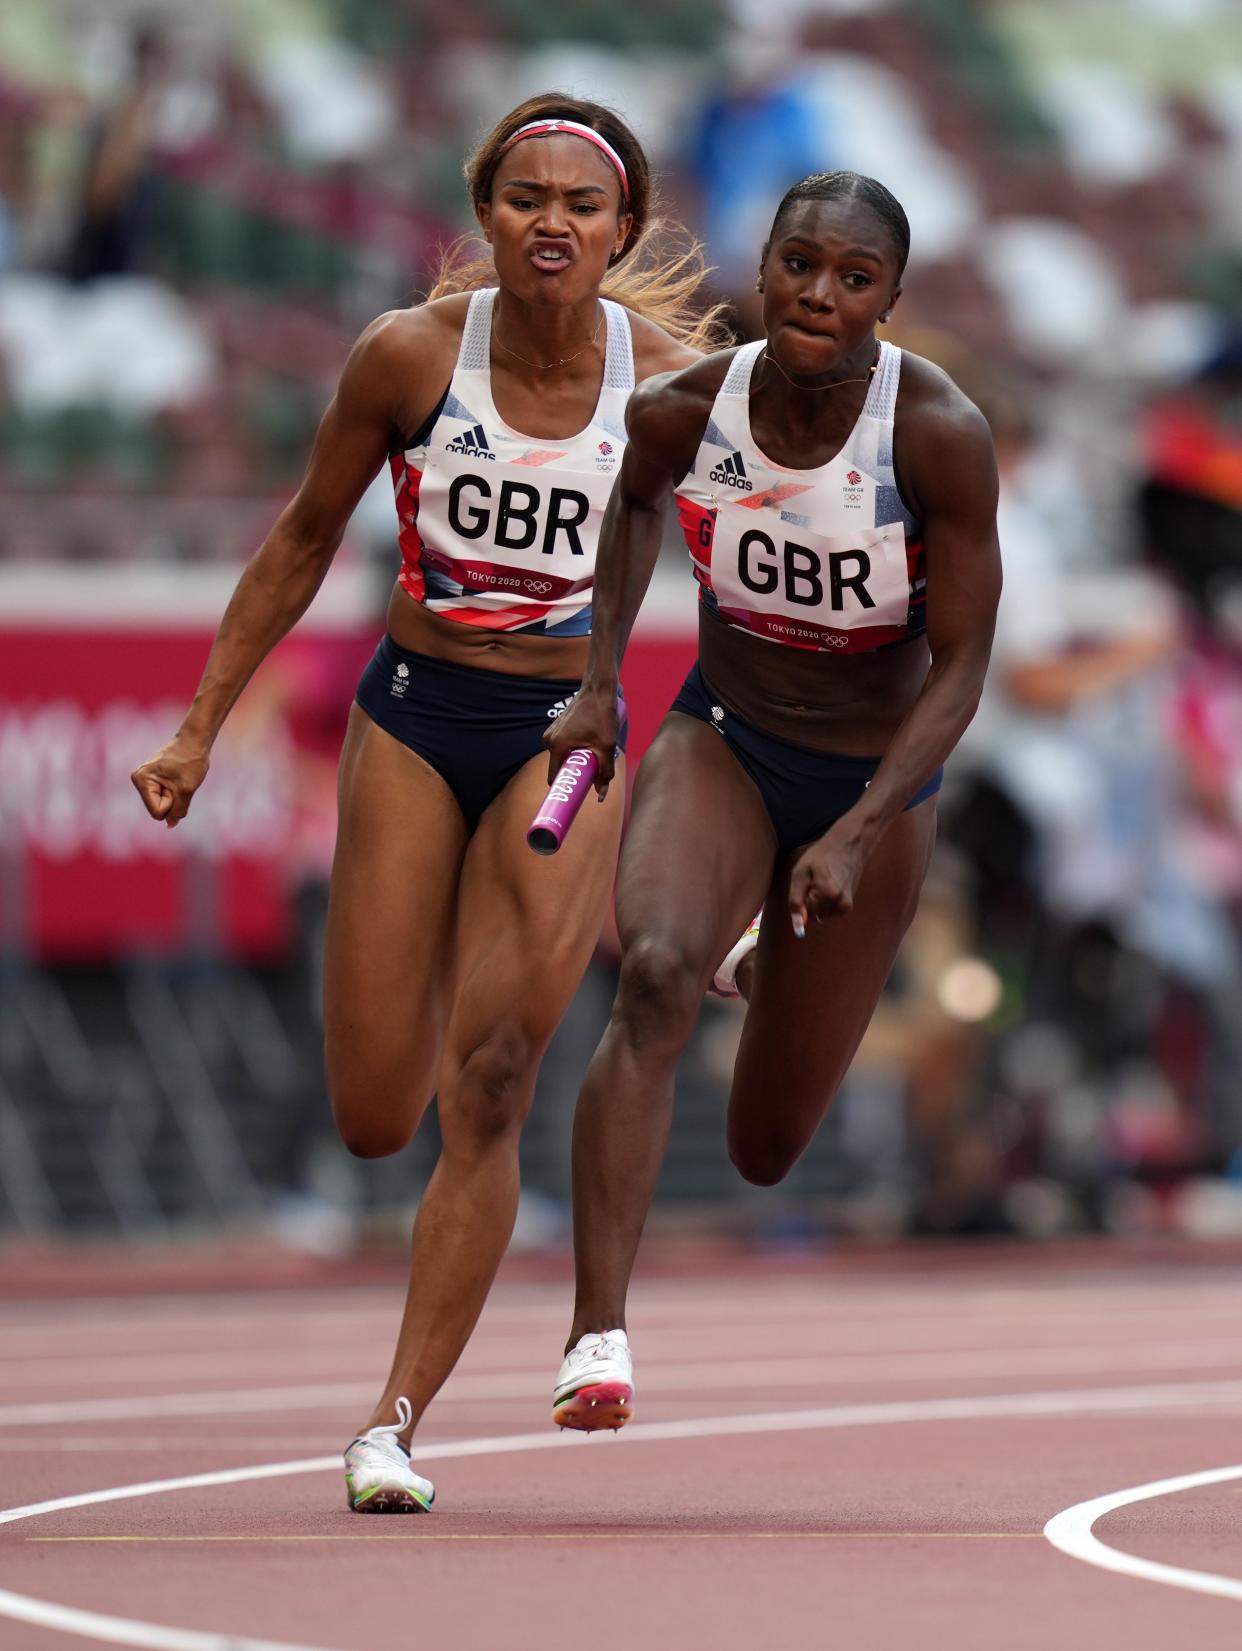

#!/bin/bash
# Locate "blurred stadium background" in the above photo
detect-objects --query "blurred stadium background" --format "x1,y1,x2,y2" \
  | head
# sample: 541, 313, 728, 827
3, 0, 1242, 1271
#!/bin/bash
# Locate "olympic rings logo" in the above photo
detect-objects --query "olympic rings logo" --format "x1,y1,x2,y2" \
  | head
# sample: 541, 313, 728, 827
526, 580, 554, 595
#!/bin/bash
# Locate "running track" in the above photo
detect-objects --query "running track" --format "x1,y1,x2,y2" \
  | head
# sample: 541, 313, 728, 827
2, 1248, 1242, 1650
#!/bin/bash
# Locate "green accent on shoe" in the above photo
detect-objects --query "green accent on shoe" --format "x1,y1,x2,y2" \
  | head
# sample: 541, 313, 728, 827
350, 1481, 432, 1512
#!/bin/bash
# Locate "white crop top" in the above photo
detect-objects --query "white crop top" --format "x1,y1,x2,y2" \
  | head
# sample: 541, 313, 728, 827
675, 339, 926, 653
390, 287, 635, 636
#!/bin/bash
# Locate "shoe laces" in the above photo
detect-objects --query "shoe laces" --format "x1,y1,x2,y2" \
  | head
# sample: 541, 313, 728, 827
354, 1396, 412, 1461
571, 1331, 626, 1365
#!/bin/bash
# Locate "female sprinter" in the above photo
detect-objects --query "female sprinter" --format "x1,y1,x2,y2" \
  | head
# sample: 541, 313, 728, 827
131, 94, 719, 1508
544, 171, 1002, 1430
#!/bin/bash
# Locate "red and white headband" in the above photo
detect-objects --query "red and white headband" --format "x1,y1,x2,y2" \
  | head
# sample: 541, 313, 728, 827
499, 118, 630, 203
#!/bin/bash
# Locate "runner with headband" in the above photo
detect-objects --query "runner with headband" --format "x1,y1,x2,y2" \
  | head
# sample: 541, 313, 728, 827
544, 170, 1001, 1432
131, 94, 722, 1509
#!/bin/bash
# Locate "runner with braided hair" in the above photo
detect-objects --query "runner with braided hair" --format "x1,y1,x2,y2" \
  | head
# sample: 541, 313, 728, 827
545, 170, 1001, 1430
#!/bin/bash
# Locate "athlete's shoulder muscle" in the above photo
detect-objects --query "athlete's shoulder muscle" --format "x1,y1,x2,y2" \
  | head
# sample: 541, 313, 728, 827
892, 350, 997, 522
625, 348, 738, 482
345, 295, 473, 446
627, 308, 702, 384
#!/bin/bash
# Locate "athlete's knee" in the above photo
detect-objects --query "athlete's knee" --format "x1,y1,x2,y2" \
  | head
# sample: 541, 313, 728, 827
443, 1024, 539, 1150
727, 1102, 826, 1185
327, 1062, 427, 1158
332, 1108, 416, 1161
614, 932, 703, 1048
728, 1128, 800, 1187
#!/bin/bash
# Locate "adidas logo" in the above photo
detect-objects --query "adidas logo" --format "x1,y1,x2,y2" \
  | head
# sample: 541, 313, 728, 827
446, 423, 496, 459
708, 451, 753, 492
546, 697, 571, 720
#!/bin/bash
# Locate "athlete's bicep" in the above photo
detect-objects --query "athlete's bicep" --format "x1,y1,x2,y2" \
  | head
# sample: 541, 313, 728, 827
612, 439, 678, 514
915, 407, 1002, 662
282, 316, 432, 546
618, 375, 705, 512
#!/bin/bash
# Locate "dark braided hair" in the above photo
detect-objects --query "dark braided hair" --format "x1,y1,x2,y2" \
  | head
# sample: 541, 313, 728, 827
766, 171, 910, 277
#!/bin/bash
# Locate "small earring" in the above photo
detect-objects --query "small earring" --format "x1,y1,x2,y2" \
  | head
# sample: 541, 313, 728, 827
755, 278, 764, 294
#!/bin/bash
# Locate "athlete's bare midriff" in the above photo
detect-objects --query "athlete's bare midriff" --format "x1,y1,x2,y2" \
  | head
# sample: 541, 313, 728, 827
385, 582, 591, 679
696, 603, 930, 754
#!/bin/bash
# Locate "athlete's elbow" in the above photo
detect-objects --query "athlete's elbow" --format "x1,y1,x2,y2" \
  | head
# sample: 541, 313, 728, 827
275, 500, 346, 574
929, 647, 990, 720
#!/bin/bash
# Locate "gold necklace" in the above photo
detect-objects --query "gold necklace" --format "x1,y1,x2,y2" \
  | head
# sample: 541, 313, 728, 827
492, 308, 605, 371
762, 344, 879, 392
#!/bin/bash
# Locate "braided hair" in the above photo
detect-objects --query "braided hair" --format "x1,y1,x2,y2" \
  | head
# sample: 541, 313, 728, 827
766, 171, 910, 276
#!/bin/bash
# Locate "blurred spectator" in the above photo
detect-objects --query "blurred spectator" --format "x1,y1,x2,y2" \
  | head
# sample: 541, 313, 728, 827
959, 366, 1242, 1194
1141, 338, 1242, 906
1175, 624, 1242, 900
684, 23, 829, 330
1139, 332, 1242, 624
972, 372, 1183, 934
65, 24, 169, 283
0, 91, 31, 272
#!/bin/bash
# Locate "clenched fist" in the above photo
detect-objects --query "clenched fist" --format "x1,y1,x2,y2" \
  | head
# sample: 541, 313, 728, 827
131, 735, 211, 828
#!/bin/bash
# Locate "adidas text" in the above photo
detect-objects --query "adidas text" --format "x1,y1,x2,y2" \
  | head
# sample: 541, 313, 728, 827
446, 424, 496, 460
709, 452, 753, 492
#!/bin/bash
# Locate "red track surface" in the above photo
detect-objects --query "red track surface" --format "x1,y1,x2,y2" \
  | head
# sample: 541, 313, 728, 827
2, 1245, 1242, 1650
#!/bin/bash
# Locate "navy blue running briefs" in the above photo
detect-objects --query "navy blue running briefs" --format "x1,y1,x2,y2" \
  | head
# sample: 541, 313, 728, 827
355, 635, 627, 831
670, 660, 941, 861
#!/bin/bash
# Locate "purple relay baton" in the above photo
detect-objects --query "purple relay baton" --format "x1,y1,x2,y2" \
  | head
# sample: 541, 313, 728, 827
527, 699, 626, 856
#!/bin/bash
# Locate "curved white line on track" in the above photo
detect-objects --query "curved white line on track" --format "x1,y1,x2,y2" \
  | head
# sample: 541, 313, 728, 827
1044, 1464, 1242, 1602
6, 1379, 1242, 1651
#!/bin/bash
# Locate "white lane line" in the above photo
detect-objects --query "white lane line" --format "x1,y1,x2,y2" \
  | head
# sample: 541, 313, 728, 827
6, 1338, 1242, 1427
4, 1379, 1242, 1651
0, 1596, 327, 1651
0, 1287, 916, 1337
0, 1385, 373, 1428
5, 1303, 1239, 1379
1044, 1464, 1242, 1602
8, 1313, 1242, 1385
11, 1406, 1242, 1454
4, 1278, 1236, 1343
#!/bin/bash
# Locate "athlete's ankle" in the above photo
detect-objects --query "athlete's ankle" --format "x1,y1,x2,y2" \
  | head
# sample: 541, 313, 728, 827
361, 1398, 421, 1442
565, 1315, 626, 1352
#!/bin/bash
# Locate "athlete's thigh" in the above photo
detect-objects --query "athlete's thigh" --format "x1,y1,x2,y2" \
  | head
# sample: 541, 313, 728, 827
323, 704, 469, 1139
613, 712, 776, 983
728, 797, 938, 1164
442, 751, 626, 1064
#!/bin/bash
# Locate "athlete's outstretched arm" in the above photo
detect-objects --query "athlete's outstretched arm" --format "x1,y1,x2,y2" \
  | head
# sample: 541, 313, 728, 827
132, 314, 427, 826
545, 367, 707, 789
788, 390, 1001, 930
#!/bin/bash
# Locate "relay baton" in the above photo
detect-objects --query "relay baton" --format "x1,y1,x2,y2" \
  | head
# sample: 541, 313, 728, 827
527, 698, 626, 856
